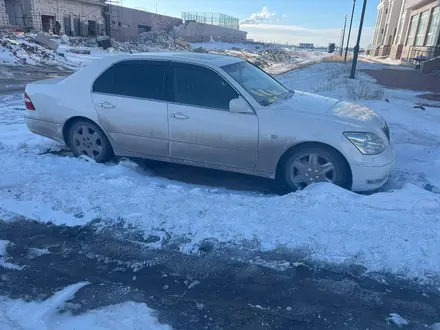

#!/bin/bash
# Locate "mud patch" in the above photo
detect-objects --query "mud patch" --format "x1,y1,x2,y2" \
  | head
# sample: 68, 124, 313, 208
1, 218, 440, 329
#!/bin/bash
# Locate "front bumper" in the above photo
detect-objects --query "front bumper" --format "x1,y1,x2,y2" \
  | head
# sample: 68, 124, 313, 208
350, 159, 395, 192
25, 116, 64, 143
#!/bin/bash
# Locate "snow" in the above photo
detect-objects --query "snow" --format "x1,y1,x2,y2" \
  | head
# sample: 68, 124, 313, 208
1, 62, 440, 283
386, 313, 409, 327
190, 41, 275, 51
0, 240, 8, 256
0, 282, 171, 330
56, 45, 117, 67
0, 239, 24, 270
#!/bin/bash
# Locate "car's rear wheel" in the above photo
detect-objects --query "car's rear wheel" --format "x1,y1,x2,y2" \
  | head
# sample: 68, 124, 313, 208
282, 146, 351, 191
67, 120, 113, 163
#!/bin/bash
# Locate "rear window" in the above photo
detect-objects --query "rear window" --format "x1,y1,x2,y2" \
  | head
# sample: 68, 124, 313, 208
92, 60, 167, 101
114, 61, 166, 100
93, 66, 114, 94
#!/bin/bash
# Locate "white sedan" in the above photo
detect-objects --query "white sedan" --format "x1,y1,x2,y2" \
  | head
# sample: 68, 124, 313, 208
24, 52, 394, 192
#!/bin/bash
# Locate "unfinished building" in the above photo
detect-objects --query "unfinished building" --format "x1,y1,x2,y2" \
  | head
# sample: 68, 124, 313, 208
1, 0, 105, 36
178, 12, 247, 42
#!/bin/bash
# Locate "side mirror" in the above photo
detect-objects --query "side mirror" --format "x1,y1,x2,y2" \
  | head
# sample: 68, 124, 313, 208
229, 97, 253, 114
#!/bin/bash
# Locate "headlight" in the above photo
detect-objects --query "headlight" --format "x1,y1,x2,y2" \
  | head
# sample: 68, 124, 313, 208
344, 132, 385, 155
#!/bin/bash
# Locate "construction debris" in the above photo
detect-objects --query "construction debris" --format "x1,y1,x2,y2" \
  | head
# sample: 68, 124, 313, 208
136, 30, 191, 51
0, 34, 70, 66
96, 36, 112, 50
68, 49, 91, 55
193, 47, 208, 53
34, 32, 59, 51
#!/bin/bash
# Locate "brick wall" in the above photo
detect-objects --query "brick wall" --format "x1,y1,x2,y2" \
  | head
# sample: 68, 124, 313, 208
25, 0, 104, 35
108, 5, 182, 41
176, 22, 247, 43
0, 0, 10, 27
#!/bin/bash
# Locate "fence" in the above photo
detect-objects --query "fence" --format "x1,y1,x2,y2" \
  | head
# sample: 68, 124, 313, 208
181, 12, 239, 30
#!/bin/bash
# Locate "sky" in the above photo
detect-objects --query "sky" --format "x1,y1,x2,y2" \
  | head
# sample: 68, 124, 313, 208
123, 0, 380, 47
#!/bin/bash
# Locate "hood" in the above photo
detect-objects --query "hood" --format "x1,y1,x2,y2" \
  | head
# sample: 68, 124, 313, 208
270, 91, 386, 127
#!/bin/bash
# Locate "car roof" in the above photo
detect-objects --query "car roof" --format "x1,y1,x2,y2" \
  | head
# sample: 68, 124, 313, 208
107, 52, 244, 67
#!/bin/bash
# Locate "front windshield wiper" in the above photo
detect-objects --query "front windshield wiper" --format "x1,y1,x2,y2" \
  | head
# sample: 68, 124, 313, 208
282, 91, 294, 100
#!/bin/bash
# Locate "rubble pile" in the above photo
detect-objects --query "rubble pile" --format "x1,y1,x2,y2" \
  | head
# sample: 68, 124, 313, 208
258, 48, 298, 64
0, 33, 72, 66
136, 30, 191, 51
68, 37, 100, 48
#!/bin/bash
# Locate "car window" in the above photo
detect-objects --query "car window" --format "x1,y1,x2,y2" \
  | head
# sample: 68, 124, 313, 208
93, 66, 115, 94
114, 61, 167, 100
93, 60, 167, 100
171, 63, 238, 110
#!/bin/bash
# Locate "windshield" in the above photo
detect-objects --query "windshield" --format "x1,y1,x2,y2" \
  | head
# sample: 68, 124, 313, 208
222, 61, 292, 106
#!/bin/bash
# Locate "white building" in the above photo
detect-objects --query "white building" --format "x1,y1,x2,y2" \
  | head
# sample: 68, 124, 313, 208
370, 0, 440, 60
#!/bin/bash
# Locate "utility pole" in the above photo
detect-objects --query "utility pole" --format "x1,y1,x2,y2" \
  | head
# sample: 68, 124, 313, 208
340, 14, 348, 56
344, 0, 357, 63
350, 0, 368, 79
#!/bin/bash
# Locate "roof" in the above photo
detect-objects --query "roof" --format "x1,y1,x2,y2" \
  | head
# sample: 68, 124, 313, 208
109, 52, 244, 67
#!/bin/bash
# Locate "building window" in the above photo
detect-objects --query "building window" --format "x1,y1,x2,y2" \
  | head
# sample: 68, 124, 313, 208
426, 6, 440, 46
406, 14, 419, 46
138, 25, 152, 34
415, 11, 429, 46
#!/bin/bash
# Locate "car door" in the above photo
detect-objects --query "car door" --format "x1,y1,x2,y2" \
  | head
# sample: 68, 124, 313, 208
167, 62, 258, 170
91, 59, 169, 158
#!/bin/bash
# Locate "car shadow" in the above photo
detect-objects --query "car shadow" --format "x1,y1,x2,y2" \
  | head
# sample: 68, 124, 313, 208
138, 159, 287, 195
45, 148, 286, 195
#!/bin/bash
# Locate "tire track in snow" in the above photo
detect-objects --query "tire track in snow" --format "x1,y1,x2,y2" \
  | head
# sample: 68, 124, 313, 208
1, 218, 440, 329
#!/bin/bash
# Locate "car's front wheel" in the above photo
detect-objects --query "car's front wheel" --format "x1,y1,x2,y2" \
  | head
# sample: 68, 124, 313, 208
67, 120, 114, 163
282, 145, 351, 191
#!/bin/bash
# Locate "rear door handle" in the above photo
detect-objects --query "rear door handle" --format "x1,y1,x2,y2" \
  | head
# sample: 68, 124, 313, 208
98, 102, 115, 109
170, 113, 188, 119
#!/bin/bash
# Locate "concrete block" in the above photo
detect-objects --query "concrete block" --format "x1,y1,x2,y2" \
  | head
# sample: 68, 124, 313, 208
421, 56, 440, 74
34, 32, 59, 51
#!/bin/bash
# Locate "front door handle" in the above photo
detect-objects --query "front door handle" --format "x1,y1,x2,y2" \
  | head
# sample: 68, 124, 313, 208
98, 102, 115, 109
170, 113, 188, 119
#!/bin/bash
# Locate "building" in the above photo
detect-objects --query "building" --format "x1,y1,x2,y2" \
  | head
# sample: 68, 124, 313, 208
178, 12, 247, 42
106, 5, 182, 41
0, 2, 247, 42
1, 0, 106, 36
298, 43, 314, 49
181, 12, 239, 30
370, 0, 440, 60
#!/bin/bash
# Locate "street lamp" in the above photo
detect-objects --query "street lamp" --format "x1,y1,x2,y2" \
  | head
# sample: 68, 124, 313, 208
350, 0, 368, 79
344, 0, 357, 63
340, 14, 348, 56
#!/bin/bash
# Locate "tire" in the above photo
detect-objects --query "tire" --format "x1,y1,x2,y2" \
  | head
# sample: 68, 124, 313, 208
282, 145, 351, 191
67, 120, 114, 163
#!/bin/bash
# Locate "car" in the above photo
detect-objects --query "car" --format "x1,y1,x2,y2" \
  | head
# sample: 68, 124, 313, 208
24, 52, 394, 192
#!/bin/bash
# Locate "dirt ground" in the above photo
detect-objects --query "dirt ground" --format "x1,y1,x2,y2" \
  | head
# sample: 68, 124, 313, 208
0, 64, 72, 95
1, 218, 440, 330
359, 68, 440, 93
